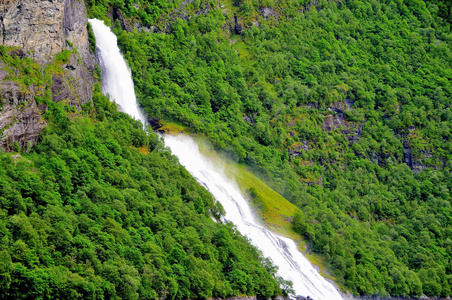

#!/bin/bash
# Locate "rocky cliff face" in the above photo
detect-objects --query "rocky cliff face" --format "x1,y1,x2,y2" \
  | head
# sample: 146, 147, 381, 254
0, 0, 93, 67
0, 0, 96, 152
0, 60, 47, 152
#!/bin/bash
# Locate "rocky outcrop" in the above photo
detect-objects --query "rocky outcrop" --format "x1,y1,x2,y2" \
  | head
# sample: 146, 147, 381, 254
64, 0, 96, 69
0, 67, 47, 152
403, 135, 435, 174
113, 8, 132, 32
0, 0, 94, 67
260, 7, 276, 19
136, 0, 210, 33
0, 0, 96, 152
0, 0, 66, 62
289, 140, 309, 158
320, 100, 365, 146
231, 13, 242, 35
52, 52, 95, 107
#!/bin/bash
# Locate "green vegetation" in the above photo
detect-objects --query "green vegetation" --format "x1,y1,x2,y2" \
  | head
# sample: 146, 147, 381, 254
84, 0, 452, 297
193, 137, 300, 237
195, 137, 334, 278
87, 22, 97, 54
0, 50, 283, 298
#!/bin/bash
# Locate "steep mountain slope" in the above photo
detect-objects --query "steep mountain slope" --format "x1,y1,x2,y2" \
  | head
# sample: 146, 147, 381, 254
85, 0, 452, 297
0, 1, 283, 299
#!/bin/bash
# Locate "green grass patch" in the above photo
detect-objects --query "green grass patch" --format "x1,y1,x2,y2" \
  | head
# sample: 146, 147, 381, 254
229, 164, 299, 237
192, 135, 333, 276
187, 136, 298, 237
160, 121, 190, 134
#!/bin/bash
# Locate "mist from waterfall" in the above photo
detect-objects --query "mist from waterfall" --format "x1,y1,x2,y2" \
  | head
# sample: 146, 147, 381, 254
89, 18, 344, 300
164, 135, 343, 300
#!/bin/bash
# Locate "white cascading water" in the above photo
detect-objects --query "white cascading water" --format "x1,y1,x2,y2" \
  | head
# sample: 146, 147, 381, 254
89, 18, 344, 300
164, 135, 343, 300
89, 19, 147, 125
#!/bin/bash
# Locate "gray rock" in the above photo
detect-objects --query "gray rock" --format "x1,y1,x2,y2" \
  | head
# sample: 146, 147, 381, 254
234, 13, 242, 35
114, 8, 132, 32
56, 52, 94, 107
260, 7, 275, 19
0, 81, 47, 152
0, 0, 96, 152
0, 0, 94, 68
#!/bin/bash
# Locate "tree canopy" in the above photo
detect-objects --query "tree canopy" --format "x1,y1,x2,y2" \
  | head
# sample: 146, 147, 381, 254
83, 0, 452, 296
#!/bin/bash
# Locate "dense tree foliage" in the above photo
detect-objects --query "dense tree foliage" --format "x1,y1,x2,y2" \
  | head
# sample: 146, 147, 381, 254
84, 0, 452, 297
0, 48, 282, 299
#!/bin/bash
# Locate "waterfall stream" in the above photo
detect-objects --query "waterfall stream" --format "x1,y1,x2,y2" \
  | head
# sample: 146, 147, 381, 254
89, 19, 147, 125
164, 135, 343, 300
89, 18, 344, 300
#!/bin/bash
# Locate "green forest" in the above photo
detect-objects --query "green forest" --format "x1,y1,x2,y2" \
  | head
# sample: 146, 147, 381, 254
84, 0, 452, 297
1, 0, 452, 298
0, 48, 283, 298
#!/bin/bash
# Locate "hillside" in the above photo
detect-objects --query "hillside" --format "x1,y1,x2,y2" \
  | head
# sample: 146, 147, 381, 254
85, 0, 452, 297
0, 1, 283, 298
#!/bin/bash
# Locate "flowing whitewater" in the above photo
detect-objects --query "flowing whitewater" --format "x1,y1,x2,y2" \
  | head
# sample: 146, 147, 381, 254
88, 18, 343, 300
165, 135, 343, 300
89, 19, 147, 125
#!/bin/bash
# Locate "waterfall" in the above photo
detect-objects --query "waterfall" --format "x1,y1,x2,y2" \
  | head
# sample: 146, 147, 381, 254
164, 135, 343, 300
89, 18, 344, 300
89, 19, 147, 125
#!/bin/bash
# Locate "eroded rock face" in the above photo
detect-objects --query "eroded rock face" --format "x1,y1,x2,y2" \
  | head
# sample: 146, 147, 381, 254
0, 79, 47, 152
52, 52, 95, 107
0, 0, 94, 68
0, 0, 66, 62
0, 0, 96, 152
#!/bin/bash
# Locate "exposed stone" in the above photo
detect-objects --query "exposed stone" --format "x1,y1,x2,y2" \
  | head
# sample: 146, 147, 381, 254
242, 114, 256, 125
342, 121, 364, 146
134, 22, 153, 33
306, 102, 318, 109
0, 0, 95, 102
113, 8, 132, 32
1, 0, 63, 63
148, 118, 163, 131
344, 98, 354, 110
403, 138, 413, 170
1, 0, 92, 67
195, 5, 210, 17
319, 101, 364, 145
260, 7, 276, 19
149, 0, 210, 33
55, 52, 94, 107
63, 0, 95, 71
322, 114, 343, 131
0, 0, 96, 152
403, 136, 435, 174
289, 140, 309, 157
0, 81, 47, 152
234, 13, 242, 35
